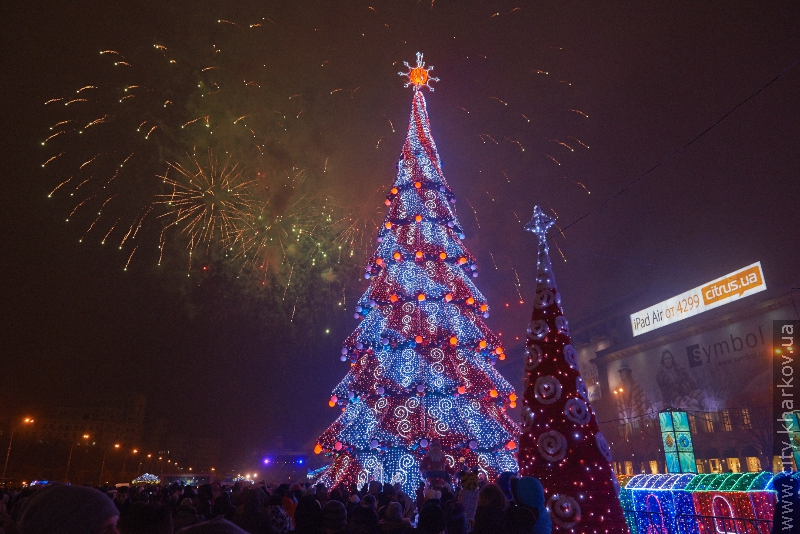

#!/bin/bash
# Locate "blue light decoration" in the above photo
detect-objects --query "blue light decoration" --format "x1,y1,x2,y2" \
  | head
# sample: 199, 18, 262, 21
314, 54, 519, 495
623, 474, 698, 534
659, 410, 697, 473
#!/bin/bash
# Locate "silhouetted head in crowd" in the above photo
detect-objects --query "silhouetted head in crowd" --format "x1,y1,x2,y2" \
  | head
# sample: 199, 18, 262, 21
444, 501, 468, 534
321, 500, 347, 534
117, 501, 172, 534
417, 501, 446, 534
18, 484, 120, 534
477, 483, 507, 512
294, 495, 323, 534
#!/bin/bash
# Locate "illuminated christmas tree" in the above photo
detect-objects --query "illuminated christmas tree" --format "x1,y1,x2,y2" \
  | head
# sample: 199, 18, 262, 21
315, 54, 519, 494
518, 206, 628, 533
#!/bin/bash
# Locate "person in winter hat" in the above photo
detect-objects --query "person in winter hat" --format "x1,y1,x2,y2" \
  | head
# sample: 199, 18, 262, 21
17, 484, 120, 534
509, 476, 551, 534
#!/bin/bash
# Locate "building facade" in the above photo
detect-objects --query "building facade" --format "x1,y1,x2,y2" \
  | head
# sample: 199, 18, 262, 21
570, 290, 799, 476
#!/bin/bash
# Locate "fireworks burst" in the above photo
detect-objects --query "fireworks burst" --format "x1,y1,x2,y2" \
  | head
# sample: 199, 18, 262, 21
42, 3, 593, 319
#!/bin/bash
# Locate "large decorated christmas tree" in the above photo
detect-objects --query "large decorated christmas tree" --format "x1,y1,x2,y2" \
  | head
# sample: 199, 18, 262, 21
315, 54, 519, 494
518, 206, 628, 533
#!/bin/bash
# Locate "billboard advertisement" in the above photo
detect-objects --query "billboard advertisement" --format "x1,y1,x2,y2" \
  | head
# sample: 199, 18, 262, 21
630, 262, 766, 337
609, 306, 791, 419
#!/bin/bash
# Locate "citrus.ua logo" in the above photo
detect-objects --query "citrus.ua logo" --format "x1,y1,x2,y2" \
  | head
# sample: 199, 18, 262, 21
701, 265, 764, 306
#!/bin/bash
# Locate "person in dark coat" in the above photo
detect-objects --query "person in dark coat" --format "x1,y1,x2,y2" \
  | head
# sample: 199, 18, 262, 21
212, 492, 237, 520
417, 500, 446, 534
294, 495, 323, 534
232, 487, 271, 534
378, 502, 411, 534
471, 483, 507, 534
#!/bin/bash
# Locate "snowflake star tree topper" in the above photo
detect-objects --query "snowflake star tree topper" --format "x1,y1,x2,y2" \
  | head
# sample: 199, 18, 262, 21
399, 52, 439, 91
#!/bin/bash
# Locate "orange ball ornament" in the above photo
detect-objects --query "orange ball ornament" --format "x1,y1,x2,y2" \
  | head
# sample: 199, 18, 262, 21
490, 389, 498, 398
314, 443, 323, 454
457, 386, 466, 395
417, 294, 426, 301
449, 336, 458, 346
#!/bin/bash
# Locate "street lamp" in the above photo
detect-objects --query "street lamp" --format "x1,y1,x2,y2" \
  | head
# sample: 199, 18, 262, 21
65, 434, 90, 483
122, 448, 138, 481
99, 444, 120, 485
2, 417, 34, 485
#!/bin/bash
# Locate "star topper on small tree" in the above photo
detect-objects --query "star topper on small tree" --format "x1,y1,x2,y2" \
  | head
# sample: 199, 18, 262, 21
399, 52, 439, 91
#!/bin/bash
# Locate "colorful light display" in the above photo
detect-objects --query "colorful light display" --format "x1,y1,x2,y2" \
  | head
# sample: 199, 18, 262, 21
517, 206, 629, 533
315, 55, 519, 495
620, 472, 784, 534
131, 473, 160, 485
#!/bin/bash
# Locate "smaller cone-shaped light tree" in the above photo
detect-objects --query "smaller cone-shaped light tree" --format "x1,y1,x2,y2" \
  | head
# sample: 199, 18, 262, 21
314, 54, 519, 495
518, 206, 628, 534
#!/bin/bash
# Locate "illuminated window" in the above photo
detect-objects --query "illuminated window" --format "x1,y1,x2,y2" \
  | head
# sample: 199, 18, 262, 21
740, 408, 751, 429
720, 411, 732, 432
726, 457, 741, 473
701, 413, 714, 433
649, 460, 659, 474
709, 458, 722, 473
695, 459, 705, 473
624, 461, 634, 475
688, 414, 698, 434
745, 457, 761, 472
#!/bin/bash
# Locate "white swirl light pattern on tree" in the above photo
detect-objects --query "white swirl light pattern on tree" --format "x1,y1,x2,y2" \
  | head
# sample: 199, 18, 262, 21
532, 375, 562, 405
537, 430, 568, 462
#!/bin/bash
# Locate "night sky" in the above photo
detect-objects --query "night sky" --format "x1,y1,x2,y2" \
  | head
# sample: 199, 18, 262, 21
3, 1, 799, 470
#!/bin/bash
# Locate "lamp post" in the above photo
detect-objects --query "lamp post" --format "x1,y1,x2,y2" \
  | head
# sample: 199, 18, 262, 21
99, 443, 120, 485
2, 417, 34, 485
122, 448, 138, 481
65, 434, 90, 483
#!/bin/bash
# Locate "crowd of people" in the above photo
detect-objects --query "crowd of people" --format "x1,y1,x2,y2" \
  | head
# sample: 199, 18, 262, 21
0, 470, 552, 534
